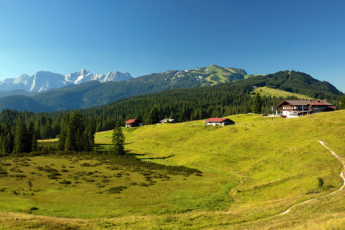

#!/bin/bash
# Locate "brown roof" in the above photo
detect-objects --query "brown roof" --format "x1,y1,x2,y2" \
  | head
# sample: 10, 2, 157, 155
277, 100, 333, 107
206, 118, 228, 122
125, 119, 138, 124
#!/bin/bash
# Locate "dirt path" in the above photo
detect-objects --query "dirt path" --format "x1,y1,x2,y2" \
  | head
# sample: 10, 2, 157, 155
2, 141, 344, 228
278, 140, 345, 215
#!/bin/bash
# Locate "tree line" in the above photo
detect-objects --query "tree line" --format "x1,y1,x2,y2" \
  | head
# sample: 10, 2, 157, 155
0, 115, 37, 154
0, 70, 342, 140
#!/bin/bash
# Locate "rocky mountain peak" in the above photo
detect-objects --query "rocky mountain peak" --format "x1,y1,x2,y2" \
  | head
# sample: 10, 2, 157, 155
0, 69, 133, 92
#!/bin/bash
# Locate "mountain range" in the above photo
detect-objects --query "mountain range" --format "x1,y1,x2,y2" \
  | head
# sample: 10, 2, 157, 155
0, 69, 132, 92
0, 65, 342, 113
0, 65, 249, 112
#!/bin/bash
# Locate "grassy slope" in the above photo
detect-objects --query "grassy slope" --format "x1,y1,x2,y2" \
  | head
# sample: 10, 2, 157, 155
204, 65, 228, 84
94, 111, 345, 228
254, 86, 312, 99
1, 111, 345, 229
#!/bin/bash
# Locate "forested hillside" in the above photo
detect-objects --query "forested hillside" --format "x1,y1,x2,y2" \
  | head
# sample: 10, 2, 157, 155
0, 65, 247, 112
0, 70, 342, 140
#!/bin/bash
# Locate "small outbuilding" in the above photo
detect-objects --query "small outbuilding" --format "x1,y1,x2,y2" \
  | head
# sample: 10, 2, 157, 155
205, 118, 235, 126
160, 118, 176, 124
125, 119, 143, 128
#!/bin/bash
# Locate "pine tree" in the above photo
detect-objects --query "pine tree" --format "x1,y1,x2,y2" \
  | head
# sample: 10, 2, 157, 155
81, 129, 90, 151
13, 115, 29, 153
112, 122, 125, 155
341, 95, 345, 109
147, 105, 159, 125
5, 133, 13, 154
31, 134, 37, 152
252, 93, 262, 114
58, 114, 69, 151
64, 111, 84, 151
76, 129, 81, 151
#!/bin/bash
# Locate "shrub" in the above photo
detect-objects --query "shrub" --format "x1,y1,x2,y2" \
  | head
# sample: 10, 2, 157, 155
59, 180, 72, 185
108, 186, 127, 194
0, 166, 8, 177
317, 177, 324, 188
101, 178, 110, 183
47, 172, 61, 180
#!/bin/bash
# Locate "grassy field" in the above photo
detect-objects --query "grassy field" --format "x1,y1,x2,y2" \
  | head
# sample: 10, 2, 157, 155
254, 86, 312, 99
1, 111, 345, 229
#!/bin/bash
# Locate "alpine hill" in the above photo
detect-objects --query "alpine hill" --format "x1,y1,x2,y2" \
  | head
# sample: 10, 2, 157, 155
0, 65, 248, 112
0, 67, 342, 113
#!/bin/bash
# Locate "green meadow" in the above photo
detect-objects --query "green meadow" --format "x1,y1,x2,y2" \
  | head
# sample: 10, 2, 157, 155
1, 111, 345, 229
254, 86, 312, 99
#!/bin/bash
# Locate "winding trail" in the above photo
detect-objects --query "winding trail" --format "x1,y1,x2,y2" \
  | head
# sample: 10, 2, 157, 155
278, 140, 345, 215
2, 141, 344, 228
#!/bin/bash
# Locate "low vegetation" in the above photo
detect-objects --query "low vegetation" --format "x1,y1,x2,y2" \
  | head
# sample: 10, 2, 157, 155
0, 111, 345, 229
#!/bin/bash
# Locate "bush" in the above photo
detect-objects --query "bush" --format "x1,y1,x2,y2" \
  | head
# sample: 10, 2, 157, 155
0, 166, 8, 177
59, 180, 72, 185
47, 172, 61, 180
108, 186, 127, 194
317, 177, 324, 188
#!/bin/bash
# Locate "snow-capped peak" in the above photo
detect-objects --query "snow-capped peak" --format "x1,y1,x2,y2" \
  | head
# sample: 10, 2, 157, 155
0, 69, 133, 92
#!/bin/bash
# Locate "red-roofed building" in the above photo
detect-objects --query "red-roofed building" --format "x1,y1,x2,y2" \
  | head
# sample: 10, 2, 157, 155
277, 99, 336, 117
125, 119, 143, 128
205, 118, 235, 126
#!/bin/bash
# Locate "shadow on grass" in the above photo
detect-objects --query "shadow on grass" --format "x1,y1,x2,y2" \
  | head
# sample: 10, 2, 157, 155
140, 154, 175, 160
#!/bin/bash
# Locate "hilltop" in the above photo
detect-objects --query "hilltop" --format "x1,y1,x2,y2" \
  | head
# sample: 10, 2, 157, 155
1, 111, 345, 229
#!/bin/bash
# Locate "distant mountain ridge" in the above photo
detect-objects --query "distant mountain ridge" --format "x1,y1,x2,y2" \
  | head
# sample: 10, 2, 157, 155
0, 65, 248, 112
0, 69, 133, 92
0, 66, 342, 113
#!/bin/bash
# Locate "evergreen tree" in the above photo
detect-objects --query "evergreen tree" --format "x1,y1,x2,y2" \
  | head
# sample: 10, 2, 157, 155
81, 129, 90, 151
147, 105, 159, 125
13, 115, 29, 153
252, 93, 262, 114
64, 111, 84, 151
341, 95, 345, 109
31, 134, 37, 152
76, 129, 81, 151
5, 133, 13, 154
58, 114, 69, 151
87, 117, 96, 149
112, 122, 125, 155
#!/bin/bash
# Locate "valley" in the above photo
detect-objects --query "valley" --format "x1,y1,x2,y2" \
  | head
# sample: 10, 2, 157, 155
1, 111, 345, 229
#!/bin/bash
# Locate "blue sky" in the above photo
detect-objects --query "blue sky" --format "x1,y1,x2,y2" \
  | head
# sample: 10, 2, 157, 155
0, 0, 344, 92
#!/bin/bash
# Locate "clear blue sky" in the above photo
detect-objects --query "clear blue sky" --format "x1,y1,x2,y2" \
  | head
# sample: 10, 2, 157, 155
0, 0, 344, 92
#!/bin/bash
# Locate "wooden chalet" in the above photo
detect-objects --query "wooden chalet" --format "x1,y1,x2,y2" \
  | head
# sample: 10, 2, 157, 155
125, 119, 143, 128
277, 99, 336, 117
205, 118, 235, 126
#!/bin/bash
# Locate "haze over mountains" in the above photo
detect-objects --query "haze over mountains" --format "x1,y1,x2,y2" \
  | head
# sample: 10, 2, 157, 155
0, 69, 133, 92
